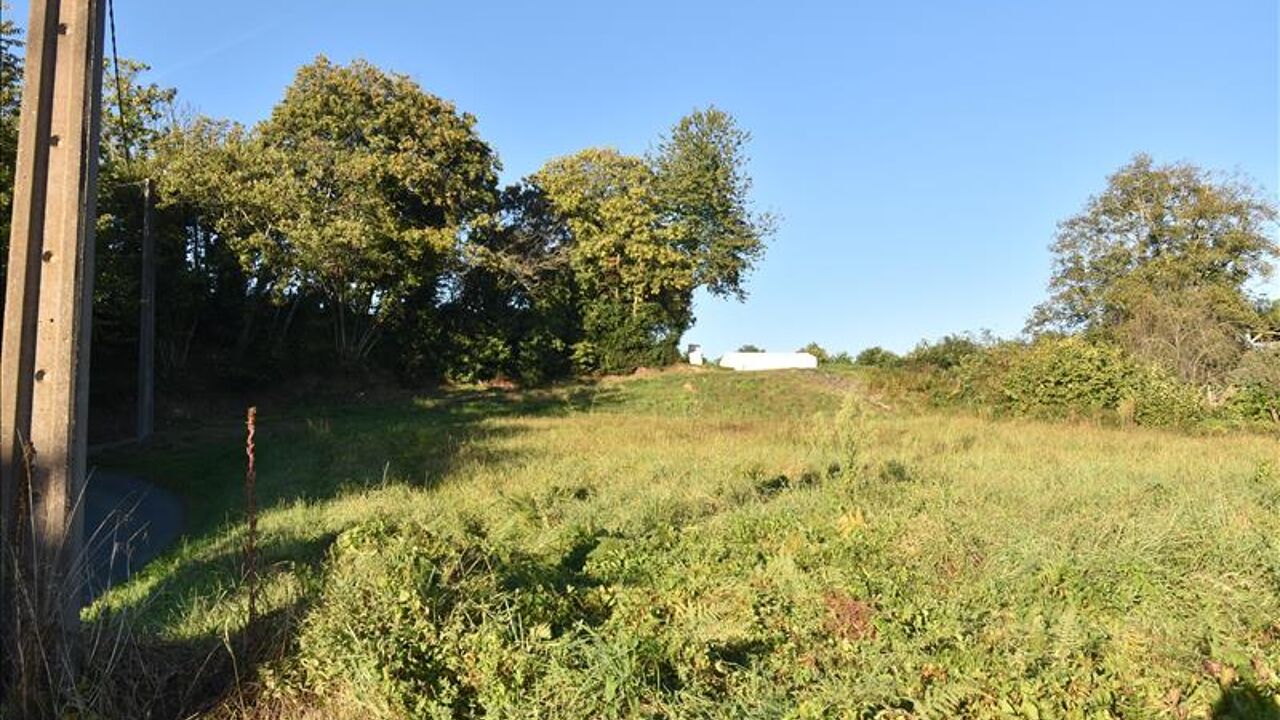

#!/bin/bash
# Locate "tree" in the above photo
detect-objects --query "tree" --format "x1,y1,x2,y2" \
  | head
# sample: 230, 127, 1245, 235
1111, 283, 1252, 385
1230, 346, 1280, 422
153, 116, 292, 378
799, 342, 830, 363
91, 58, 181, 406
1029, 154, 1276, 349
0, 9, 23, 307
653, 106, 773, 299
855, 346, 901, 368
161, 57, 500, 365
1028, 155, 1277, 383
433, 181, 580, 384
536, 148, 692, 373
737, 344, 764, 353
1254, 298, 1280, 338
535, 108, 772, 374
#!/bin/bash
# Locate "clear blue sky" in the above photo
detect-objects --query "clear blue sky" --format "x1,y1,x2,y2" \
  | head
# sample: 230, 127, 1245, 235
11, 0, 1278, 355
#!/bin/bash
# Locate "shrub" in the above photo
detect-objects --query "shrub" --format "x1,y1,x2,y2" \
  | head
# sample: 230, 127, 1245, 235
996, 338, 1136, 417
295, 522, 491, 715
1126, 364, 1207, 427
829, 351, 855, 366
907, 334, 982, 370
294, 521, 588, 716
956, 336, 1207, 427
854, 346, 901, 368
1227, 347, 1280, 422
799, 342, 830, 363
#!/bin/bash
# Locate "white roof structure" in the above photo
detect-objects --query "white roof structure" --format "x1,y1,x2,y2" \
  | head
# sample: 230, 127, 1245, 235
720, 352, 818, 371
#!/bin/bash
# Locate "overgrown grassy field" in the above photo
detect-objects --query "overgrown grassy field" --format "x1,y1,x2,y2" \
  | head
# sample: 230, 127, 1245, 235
97, 368, 1280, 718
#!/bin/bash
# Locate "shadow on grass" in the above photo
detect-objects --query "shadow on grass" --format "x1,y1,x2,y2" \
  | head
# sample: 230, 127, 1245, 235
1212, 682, 1280, 719
99, 382, 622, 534
79, 382, 624, 717
74, 598, 318, 719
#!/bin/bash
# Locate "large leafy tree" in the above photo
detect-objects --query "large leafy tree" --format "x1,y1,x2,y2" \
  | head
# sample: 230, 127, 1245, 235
536, 148, 694, 372
1029, 154, 1277, 382
654, 107, 773, 299
0, 9, 23, 306
534, 107, 772, 373
152, 117, 287, 378
91, 58, 181, 398
433, 182, 580, 383
164, 57, 499, 365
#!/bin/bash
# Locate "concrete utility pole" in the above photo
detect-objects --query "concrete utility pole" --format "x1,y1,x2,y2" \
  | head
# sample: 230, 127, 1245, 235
137, 177, 155, 442
0, 0, 106, 700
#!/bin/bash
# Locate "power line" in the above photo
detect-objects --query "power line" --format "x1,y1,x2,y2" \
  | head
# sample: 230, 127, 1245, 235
107, 0, 133, 168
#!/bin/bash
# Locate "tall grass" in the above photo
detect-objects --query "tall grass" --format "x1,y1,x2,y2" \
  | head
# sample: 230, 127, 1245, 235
91, 369, 1280, 718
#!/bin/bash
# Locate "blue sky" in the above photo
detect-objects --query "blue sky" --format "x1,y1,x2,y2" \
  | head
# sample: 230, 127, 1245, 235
10, 0, 1278, 355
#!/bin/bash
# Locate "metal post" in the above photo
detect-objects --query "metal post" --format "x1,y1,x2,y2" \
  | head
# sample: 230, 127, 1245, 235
137, 177, 155, 442
0, 0, 106, 700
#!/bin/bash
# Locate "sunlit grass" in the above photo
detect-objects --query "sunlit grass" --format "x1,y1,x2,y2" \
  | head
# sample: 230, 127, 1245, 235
95, 368, 1280, 718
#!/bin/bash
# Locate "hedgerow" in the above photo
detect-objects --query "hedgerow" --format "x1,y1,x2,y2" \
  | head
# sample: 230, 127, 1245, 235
950, 337, 1210, 427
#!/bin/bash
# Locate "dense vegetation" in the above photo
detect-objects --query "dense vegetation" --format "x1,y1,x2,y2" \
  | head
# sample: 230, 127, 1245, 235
86, 369, 1280, 718
4, 18, 1278, 437
826, 154, 1280, 432
2, 8, 1280, 719
0, 26, 772, 442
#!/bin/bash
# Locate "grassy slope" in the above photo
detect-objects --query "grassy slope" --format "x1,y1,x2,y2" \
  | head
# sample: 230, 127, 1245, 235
95, 368, 1280, 718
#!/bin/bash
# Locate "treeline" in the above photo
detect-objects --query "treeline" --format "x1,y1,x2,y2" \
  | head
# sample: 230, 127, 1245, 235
0, 23, 772, 421
838, 155, 1280, 427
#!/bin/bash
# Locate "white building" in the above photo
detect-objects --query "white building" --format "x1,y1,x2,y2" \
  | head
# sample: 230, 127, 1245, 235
719, 351, 818, 371
687, 344, 705, 366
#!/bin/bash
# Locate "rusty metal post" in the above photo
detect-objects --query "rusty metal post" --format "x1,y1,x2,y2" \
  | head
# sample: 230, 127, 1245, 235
244, 407, 258, 624
137, 177, 155, 442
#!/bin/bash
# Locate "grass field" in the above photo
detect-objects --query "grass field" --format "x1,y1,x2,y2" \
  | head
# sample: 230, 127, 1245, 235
95, 368, 1280, 719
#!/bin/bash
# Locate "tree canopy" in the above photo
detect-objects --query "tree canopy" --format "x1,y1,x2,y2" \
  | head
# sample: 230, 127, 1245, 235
160, 57, 500, 364
1029, 154, 1278, 383
533, 108, 773, 373
0, 38, 775, 410
135, 62, 772, 382
1031, 154, 1276, 333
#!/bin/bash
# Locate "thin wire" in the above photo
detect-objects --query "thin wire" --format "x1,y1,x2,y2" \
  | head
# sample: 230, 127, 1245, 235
107, 0, 133, 168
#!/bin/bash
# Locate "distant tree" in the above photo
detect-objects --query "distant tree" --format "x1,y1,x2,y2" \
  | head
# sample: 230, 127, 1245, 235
161, 57, 500, 365
799, 342, 830, 363
737, 344, 764, 353
855, 346, 901, 368
1028, 154, 1277, 382
535, 107, 773, 374
434, 181, 580, 384
653, 106, 774, 299
829, 350, 854, 365
1256, 298, 1280, 336
1231, 346, 1280, 391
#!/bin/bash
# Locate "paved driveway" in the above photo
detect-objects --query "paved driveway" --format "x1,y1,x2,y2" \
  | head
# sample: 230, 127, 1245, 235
83, 469, 184, 599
